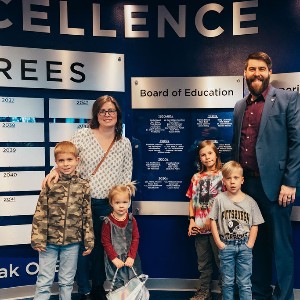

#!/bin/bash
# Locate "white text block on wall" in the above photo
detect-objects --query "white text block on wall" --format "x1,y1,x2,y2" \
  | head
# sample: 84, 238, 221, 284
0, 96, 44, 118
0, 97, 44, 118
49, 98, 94, 118
0, 171, 45, 192
49, 123, 88, 142
0, 224, 31, 246
0, 147, 45, 167
0, 123, 44, 142
0, 195, 38, 216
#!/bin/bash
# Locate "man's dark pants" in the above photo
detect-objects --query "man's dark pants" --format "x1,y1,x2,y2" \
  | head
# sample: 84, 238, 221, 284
242, 175, 294, 300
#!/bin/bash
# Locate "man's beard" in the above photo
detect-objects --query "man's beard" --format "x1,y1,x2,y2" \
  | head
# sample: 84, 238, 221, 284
246, 75, 270, 97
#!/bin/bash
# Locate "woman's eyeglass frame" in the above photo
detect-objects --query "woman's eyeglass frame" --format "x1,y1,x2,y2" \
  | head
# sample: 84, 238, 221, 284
98, 109, 117, 116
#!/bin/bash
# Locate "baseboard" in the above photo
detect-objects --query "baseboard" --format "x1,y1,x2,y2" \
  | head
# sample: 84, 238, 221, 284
2, 279, 300, 300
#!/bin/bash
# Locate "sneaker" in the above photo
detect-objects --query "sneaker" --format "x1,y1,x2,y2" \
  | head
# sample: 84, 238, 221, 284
190, 288, 212, 300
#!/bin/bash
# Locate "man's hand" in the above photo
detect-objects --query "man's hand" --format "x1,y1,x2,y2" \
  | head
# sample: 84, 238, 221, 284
278, 185, 296, 207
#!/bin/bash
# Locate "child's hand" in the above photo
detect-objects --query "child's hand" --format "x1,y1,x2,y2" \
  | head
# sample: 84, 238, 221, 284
33, 246, 46, 252
204, 219, 211, 231
82, 247, 92, 256
217, 241, 226, 250
112, 257, 125, 269
188, 220, 196, 236
125, 257, 134, 268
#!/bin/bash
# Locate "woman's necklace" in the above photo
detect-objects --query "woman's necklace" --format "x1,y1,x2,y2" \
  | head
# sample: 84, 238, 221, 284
111, 212, 127, 222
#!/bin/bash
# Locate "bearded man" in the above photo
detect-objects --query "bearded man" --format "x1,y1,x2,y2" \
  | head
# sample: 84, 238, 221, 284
231, 52, 300, 300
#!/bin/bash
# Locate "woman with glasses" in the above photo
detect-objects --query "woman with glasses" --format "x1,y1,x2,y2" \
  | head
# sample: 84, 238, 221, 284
44, 95, 132, 300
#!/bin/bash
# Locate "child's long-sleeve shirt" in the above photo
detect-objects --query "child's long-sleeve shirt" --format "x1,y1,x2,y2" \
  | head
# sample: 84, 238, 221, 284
101, 213, 139, 261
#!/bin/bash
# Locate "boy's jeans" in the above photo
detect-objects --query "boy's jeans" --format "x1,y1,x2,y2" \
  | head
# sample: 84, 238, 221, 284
219, 238, 252, 300
34, 243, 79, 300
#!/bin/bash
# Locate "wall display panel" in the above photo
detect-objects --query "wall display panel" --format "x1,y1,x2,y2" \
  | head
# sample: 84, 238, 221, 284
0, 147, 45, 167
0, 97, 44, 118
0, 224, 32, 246
0, 46, 124, 92
49, 98, 93, 118
0, 123, 44, 142
49, 123, 88, 142
0, 195, 37, 216
131, 76, 243, 109
271, 73, 300, 92
0, 171, 45, 192
132, 109, 233, 203
49, 147, 55, 167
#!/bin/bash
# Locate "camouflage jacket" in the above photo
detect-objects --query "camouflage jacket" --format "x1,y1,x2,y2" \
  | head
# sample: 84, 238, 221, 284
31, 172, 94, 250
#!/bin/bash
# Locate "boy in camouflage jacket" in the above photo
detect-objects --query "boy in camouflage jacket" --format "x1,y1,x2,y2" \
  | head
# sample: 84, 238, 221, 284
31, 141, 94, 300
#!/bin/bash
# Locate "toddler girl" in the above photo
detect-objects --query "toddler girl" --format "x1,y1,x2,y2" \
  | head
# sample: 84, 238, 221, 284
101, 181, 142, 290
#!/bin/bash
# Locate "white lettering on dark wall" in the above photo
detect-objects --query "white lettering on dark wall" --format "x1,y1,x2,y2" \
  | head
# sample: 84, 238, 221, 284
0, 1, 259, 38
0, 261, 59, 278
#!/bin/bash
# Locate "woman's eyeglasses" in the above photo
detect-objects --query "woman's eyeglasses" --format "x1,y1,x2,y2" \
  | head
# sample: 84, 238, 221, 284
98, 109, 117, 116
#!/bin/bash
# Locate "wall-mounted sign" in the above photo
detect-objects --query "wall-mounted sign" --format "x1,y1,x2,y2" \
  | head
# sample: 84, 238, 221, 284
0, 224, 31, 246
0, 122, 44, 142
0, 147, 45, 167
49, 98, 94, 118
131, 76, 243, 109
49, 123, 88, 142
0, 97, 44, 118
0, 46, 124, 91
271, 72, 300, 92
0, 195, 37, 217
0, 171, 45, 192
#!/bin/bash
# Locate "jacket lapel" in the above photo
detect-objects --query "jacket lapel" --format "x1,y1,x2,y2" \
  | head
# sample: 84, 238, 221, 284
257, 85, 276, 142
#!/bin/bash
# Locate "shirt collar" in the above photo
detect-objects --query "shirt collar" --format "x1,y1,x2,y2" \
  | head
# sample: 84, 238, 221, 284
246, 84, 271, 105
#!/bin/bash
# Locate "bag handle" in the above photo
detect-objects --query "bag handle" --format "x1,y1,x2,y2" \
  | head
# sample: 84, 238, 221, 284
91, 137, 115, 176
109, 266, 139, 293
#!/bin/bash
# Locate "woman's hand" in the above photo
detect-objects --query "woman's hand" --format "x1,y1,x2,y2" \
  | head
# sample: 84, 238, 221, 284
42, 169, 59, 189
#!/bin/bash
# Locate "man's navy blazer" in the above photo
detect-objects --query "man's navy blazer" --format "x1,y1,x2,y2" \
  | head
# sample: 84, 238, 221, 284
232, 85, 300, 201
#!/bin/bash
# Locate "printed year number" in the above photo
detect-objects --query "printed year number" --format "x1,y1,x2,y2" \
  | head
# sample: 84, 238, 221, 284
3, 148, 16, 153
1, 97, 15, 103
77, 124, 88, 129
2, 123, 16, 128
3, 172, 18, 177
76, 100, 88, 105
3, 196, 16, 202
